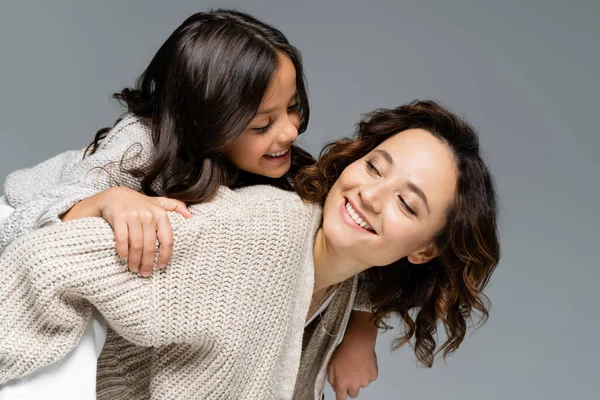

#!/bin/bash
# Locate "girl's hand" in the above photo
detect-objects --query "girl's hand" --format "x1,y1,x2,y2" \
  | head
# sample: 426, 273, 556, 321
62, 186, 191, 276
327, 311, 379, 399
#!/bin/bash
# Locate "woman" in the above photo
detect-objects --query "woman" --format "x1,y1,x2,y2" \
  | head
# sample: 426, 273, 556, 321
0, 101, 500, 399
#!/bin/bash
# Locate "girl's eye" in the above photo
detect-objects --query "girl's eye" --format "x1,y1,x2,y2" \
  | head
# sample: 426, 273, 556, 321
252, 120, 273, 134
399, 196, 417, 216
365, 160, 381, 176
288, 103, 300, 112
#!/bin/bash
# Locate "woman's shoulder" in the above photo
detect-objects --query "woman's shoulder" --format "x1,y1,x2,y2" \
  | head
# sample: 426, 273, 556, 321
225, 185, 319, 208
179, 186, 321, 251
190, 185, 322, 220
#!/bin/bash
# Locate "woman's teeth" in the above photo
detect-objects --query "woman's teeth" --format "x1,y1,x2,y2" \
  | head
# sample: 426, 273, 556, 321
345, 201, 373, 232
267, 148, 289, 157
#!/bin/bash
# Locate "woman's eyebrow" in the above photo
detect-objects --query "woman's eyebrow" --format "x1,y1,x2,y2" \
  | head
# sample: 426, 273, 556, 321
407, 182, 431, 215
374, 148, 430, 214
373, 149, 393, 165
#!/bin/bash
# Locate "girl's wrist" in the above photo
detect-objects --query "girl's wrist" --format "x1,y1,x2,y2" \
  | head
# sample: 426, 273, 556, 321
61, 191, 104, 221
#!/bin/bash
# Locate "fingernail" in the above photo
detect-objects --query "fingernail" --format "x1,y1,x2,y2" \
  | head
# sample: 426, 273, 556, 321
158, 263, 166, 269
141, 271, 151, 278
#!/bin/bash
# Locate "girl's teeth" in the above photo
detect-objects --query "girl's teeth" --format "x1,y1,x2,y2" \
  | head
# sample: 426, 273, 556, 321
268, 148, 289, 157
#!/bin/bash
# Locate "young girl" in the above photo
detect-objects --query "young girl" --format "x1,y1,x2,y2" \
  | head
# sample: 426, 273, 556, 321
1, 8, 312, 268
0, 8, 377, 396
0, 101, 501, 399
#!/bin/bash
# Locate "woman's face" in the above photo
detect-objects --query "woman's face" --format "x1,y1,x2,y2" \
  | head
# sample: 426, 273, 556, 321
322, 128, 458, 267
225, 52, 300, 178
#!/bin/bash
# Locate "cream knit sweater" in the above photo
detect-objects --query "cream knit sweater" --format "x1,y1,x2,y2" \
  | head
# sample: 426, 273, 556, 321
0, 114, 153, 251
0, 185, 325, 398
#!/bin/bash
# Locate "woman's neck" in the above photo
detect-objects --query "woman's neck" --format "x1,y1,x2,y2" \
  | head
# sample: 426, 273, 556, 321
312, 228, 370, 293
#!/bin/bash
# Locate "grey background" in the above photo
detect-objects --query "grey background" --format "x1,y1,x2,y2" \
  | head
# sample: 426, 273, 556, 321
1, 0, 598, 399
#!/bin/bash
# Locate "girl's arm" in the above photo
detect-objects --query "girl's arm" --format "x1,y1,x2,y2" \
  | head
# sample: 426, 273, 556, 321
0, 115, 149, 250
1, 115, 188, 274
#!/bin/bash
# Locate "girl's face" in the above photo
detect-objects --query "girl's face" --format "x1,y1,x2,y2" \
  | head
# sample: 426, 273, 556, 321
322, 129, 458, 267
225, 53, 300, 178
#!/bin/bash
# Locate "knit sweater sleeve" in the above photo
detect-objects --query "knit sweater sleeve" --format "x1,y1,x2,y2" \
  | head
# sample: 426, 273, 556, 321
0, 114, 154, 252
0, 186, 320, 396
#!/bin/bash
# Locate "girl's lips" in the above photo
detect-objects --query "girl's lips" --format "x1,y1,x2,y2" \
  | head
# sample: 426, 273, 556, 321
263, 148, 291, 164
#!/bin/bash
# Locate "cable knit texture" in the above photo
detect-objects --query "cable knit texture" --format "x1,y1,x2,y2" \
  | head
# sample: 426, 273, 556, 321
0, 114, 152, 252
0, 185, 326, 399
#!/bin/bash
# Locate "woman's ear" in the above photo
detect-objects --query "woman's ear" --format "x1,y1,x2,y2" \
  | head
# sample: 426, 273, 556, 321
407, 243, 438, 265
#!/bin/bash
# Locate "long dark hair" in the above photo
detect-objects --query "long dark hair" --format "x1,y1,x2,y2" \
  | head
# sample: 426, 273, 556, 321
295, 100, 500, 367
86, 9, 313, 202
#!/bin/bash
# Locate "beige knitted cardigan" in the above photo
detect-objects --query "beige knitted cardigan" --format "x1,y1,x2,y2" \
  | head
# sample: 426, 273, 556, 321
0, 184, 357, 398
0, 184, 359, 399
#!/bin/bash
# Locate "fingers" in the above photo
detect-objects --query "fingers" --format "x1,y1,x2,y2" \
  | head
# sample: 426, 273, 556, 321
113, 218, 129, 261
127, 212, 144, 273
139, 211, 157, 277
155, 213, 174, 269
151, 197, 184, 271
329, 372, 348, 400
104, 193, 183, 276
131, 207, 174, 276
328, 367, 367, 400
335, 389, 348, 400
158, 197, 191, 218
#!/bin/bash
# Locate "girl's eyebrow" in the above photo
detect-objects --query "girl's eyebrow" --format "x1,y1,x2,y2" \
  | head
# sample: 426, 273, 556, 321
256, 92, 298, 115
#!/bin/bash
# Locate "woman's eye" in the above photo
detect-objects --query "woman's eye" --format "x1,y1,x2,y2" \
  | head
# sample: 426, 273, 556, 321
399, 196, 417, 216
366, 160, 381, 176
252, 120, 273, 134
288, 103, 300, 111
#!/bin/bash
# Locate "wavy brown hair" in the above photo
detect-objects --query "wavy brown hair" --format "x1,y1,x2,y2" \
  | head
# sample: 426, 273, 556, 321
295, 100, 500, 367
